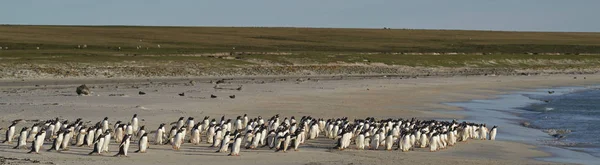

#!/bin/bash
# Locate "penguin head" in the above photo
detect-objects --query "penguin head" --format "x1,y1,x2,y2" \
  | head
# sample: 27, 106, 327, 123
133, 114, 137, 118
179, 117, 184, 121
104, 117, 108, 120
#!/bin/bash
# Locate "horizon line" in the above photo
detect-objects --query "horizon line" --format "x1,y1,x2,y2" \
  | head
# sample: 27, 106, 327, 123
1, 24, 598, 33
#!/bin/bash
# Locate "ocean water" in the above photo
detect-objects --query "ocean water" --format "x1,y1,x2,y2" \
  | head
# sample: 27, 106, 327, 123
444, 86, 600, 164
521, 88, 600, 157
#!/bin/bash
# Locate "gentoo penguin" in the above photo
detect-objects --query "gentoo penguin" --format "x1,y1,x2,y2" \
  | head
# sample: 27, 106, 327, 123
83, 126, 95, 147
479, 124, 488, 140
75, 126, 87, 146
155, 123, 165, 145
3, 122, 17, 144
89, 133, 105, 155
430, 133, 439, 152
136, 125, 146, 142
190, 126, 201, 145
45, 122, 55, 141
243, 114, 249, 128
60, 130, 72, 151
276, 132, 291, 152
229, 133, 243, 156
419, 132, 428, 148
242, 130, 254, 148
400, 134, 412, 152
126, 123, 134, 136
186, 117, 195, 133
167, 126, 178, 145
14, 127, 29, 149
216, 131, 231, 152
207, 124, 216, 144
114, 134, 131, 157
384, 131, 394, 151
102, 117, 109, 133
235, 116, 243, 131
489, 126, 497, 140
115, 124, 124, 143
309, 123, 319, 139
370, 130, 381, 150
176, 117, 185, 130
47, 130, 65, 151
172, 129, 184, 150
27, 123, 39, 142
291, 131, 301, 151
28, 130, 46, 154
249, 129, 261, 149
102, 129, 112, 153
131, 114, 139, 134
212, 128, 223, 147
356, 131, 365, 150
135, 133, 149, 153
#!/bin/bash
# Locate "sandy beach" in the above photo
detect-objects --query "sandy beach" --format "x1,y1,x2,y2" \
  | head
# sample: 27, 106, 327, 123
1, 74, 599, 165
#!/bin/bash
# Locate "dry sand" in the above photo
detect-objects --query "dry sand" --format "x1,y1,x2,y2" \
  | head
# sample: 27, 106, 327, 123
1, 74, 599, 165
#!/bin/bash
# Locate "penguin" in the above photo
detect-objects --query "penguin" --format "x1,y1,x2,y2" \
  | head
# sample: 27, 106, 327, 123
102, 129, 112, 153
114, 134, 131, 157
235, 116, 243, 131
216, 131, 231, 152
479, 124, 488, 140
207, 124, 216, 144
384, 131, 394, 151
84, 126, 96, 147
45, 122, 55, 141
136, 125, 146, 142
27, 123, 39, 142
176, 117, 185, 130
212, 128, 223, 147
190, 126, 201, 145
75, 126, 87, 146
172, 129, 184, 150
276, 132, 291, 152
14, 127, 29, 149
102, 117, 109, 133
186, 117, 195, 133
89, 133, 105, 155
370, 131, 380, 150
60, 130, 72, 151
419, 132, 428, 148
401, 134, 412, 152
47, 130, 64, 151
242, 130, 254, 148
249, 129, 261, 149
155, 123, 165, 145
430, 133, 439, 152
167, 126, 177, 145
229, 133, 243, 156
126, 123, 134, 136
115, 124, 125, 143
489, 126, 497, 141
356, 131, 365, 150
291, 132, 302, 151
135, 133, 149, 153
243, 114, 249, 128
309, 123, 319, 139
3, 122, 17, 144
28, 130, 46, 154
132, 114, 139, 134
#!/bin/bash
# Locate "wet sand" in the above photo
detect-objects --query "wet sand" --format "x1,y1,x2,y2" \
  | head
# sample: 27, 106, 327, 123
1, 74, 598, 165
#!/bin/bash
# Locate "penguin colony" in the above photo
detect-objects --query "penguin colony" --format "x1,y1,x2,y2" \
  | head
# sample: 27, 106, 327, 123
1, 114, 497, 157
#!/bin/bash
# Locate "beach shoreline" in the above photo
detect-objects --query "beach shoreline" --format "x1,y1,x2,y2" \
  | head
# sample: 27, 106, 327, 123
1, 74, 599, 165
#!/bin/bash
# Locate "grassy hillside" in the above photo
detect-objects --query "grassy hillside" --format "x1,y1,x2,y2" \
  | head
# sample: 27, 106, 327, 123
1, 25, 600, 78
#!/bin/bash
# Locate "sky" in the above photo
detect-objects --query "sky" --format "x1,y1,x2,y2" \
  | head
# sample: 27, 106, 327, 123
1, 0, 599, 32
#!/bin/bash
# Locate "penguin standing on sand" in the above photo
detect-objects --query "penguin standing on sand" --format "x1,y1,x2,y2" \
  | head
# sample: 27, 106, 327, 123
89, 133, 105, 155
102, 129, 112, 153
28, 130, 46, 154
356, 131, 365, 150
384, 131, 394, 151
102, 117, 109, 133
176, 117, 185, 130
136, 125, 146, 142
186, 117, 195, 134
132, 114, 139, 134
172, 129, 184, 150
47, 130, 64, 151
190, 125, 201, 145
229, 133, 243, 156
14, 127, 29, 149
489, 126, 497, 140
217, 131, 231, 152
3, 122, 17, 144
115, 134, 131, 157
60, 130, 72, 151
430, 133, 439, 152
135, 133, 149, 153
155, 124, 165, 145
27, 123, 39, 142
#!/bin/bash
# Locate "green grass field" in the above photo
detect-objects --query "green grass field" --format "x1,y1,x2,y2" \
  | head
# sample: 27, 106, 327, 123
1, 25, 600, 70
